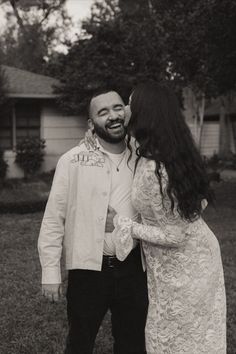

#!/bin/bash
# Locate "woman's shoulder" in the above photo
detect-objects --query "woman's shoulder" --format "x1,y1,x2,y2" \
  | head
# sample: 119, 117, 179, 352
137, 158, 166, 181
138, 157, 156, 170
139, 158, 166, 175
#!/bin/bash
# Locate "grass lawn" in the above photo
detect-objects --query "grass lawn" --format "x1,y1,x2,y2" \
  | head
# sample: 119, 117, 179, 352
0, 181, 235, 354
0, 179, 50, 213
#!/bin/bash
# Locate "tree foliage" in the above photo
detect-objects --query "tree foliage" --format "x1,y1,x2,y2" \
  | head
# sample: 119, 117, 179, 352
150, 0, 236, 98
0, 0, 72, 74
57, 0, 168, 114
57, 0, 236, 115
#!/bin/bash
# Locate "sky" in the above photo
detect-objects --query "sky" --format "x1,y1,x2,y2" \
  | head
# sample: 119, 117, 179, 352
66, 0, 94, 23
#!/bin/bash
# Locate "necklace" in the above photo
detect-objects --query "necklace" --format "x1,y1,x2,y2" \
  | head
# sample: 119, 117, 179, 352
108, 150, 127, 172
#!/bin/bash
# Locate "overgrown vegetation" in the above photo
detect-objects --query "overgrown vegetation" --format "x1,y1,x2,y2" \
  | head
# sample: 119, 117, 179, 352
15, 138, 46, 179
0, 149, 8, 180
204, 152, 236, 183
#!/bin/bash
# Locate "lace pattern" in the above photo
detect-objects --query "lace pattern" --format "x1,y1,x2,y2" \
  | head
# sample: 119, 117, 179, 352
114, 158, 226, 354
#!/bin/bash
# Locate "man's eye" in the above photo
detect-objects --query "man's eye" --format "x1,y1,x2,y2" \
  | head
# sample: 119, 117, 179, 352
99, 111, 108, 116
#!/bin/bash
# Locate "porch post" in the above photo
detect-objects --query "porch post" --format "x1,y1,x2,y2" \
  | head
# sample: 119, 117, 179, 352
12, 103, 16, 150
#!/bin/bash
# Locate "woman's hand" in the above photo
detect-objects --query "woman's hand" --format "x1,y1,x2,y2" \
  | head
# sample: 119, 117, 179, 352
105, 206, 117, 233
78, 129, 97, 150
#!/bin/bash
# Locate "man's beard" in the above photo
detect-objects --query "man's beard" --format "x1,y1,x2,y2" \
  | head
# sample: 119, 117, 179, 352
93, 120, 127, 144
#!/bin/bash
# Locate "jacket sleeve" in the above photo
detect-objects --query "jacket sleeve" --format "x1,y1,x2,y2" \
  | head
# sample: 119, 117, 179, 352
38, 155, 69, 284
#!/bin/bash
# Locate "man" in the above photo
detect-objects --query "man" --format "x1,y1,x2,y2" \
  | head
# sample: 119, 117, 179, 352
38, 89, 148, 354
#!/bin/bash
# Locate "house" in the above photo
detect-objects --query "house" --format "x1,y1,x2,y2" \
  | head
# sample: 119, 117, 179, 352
183, 88, 236, 157
0, 66, 87, 178
1, 67, 235, 178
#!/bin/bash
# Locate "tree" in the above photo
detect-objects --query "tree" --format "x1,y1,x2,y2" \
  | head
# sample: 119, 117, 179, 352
56, 0, 236, 154
56, 0, 168, 114
149, 0, 236, 151
0, 0, 72, 74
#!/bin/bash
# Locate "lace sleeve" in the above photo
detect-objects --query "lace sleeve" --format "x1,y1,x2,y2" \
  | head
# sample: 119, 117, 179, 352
112, 215, 135, 261
131, 164, 191, 247
114, 211, 190, 254
132, 217, 189, 247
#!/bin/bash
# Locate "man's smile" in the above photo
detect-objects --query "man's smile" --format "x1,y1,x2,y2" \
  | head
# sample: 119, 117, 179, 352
106, 119, 124, 132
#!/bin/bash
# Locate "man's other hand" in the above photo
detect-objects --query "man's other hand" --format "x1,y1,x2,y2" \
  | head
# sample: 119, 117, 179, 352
42, 283, 62, 302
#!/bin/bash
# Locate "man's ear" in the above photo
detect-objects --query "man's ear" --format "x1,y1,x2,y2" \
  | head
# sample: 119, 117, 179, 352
88, 119, 94, 132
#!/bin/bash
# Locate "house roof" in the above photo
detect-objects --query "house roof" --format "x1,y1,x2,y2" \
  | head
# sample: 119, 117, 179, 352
1, 65, 60, 98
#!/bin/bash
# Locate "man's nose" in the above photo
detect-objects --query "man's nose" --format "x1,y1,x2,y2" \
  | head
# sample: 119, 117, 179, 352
109, 109, 119, 120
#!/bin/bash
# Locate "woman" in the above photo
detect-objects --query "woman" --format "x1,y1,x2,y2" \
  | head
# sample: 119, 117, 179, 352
112, 82, 226, 353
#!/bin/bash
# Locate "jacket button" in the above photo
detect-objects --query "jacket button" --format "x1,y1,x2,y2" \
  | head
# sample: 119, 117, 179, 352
102, 192, 107, 197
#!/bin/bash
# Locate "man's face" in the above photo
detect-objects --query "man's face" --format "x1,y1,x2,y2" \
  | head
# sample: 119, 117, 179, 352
89, 91, 127, 143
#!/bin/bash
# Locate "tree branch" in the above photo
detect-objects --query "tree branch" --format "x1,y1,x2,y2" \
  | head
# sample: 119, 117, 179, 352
9, 0, 28, 36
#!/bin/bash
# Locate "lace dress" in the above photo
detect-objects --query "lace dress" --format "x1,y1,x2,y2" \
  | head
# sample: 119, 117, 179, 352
114, 158, 226, 354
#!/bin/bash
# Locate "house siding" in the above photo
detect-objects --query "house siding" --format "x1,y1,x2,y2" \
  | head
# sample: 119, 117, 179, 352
188, 122, 220, 156
4, 102, 87, 178
41, 103, 87, 172
200, 122, 220, 156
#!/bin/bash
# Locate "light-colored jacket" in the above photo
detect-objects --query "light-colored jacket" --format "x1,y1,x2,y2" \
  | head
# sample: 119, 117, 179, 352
38, 142, 136, 284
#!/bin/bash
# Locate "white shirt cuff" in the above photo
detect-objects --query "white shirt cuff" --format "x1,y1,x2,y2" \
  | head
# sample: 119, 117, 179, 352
41, 266, 61, 284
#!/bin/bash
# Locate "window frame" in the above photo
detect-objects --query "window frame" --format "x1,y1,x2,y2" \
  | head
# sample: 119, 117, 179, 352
0, 100, 41, 150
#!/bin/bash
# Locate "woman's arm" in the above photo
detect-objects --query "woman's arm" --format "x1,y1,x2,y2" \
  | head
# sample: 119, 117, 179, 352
113, 163, 191, 261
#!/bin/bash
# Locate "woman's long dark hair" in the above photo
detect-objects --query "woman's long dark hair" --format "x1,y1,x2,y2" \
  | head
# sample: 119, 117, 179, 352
129, 81, 214, 222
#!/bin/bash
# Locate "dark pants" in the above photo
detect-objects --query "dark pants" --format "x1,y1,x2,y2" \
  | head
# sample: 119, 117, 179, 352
65, 246, 148, 354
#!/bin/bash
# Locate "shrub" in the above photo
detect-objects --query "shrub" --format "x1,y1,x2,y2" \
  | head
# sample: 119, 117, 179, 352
203, 154, 224, 183
204, 152, 236, 171
204, 152, 236, 182
223, 152, 236, 170
0, 149, 8, 180
15, 138, 46, 179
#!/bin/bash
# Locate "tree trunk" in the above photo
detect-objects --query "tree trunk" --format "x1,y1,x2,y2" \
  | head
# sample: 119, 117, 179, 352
219, 98, 231, 158
9, 0, 28, 38
196, 94, 205, 149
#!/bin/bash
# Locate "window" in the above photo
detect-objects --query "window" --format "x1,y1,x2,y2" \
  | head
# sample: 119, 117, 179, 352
15, 102, 40, 143
0, 101, 41, 150
0, 107, 12, 149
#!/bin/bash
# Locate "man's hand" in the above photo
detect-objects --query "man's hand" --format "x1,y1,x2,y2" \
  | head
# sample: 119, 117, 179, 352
105, 206, 117, 233
42, 284, 62, 303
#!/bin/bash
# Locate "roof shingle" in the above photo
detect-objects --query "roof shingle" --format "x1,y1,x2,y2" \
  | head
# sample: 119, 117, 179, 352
2, 65, 59, 98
